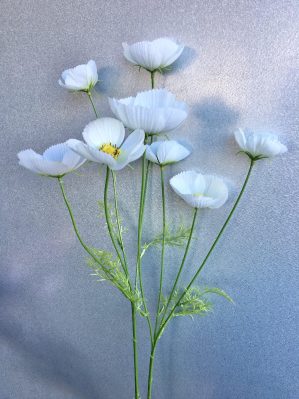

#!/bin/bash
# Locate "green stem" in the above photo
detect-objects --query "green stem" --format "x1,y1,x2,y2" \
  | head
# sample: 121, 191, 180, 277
104, 167, 128, 275
105, 167, 140, 399
87, 91, 98, 117
147, 344, 157, 399
58, 177, 100, 263
157, 159, 255, 339
160, 207, 198, 325
153, 166, 167, 336
135, 150, 154, 344
150, 71, 155, 89
111, 170, 129, 277
131, 304, 140, 399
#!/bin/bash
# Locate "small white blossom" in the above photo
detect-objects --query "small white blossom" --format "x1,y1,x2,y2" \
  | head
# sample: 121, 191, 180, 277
67, 117, 145, 171
170, 171, 228, 209
123, 38, 184, 72
234, 129, 287, 159
109, 89, 188, 134
18, 143, 86, 177
146, 140, 191, 165
59, 60, 98, 92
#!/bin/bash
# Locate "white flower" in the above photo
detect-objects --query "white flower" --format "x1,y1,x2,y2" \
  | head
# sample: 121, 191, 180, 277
18, 142, 86, 177
67, 117, 145, 171
58, 60, 98, 92
146, 140, 191, 165
122, 38, 184, 72
170, 171, 228, 209
109, 89, 188, 134
234, 129, 287, 159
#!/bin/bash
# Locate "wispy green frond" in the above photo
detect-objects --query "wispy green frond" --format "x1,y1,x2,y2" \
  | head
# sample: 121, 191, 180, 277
161, 286, 233, 319
200, 287, 234, 304
87, 248, 139, 304
141, 223, 192, 258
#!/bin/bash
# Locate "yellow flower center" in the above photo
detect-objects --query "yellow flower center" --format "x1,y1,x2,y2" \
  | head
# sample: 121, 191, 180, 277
100, 143, 121, 159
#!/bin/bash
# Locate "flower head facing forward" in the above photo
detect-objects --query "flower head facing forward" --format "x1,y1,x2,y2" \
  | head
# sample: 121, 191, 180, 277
146, 140, 191, 166
109, 89, 188, 134
59, 60, 98, 92
122, 37, 184, 72
18, 143, 86, 177
67, 117, 145, 171
170, 171, 228, 209
234, 129, 287, 160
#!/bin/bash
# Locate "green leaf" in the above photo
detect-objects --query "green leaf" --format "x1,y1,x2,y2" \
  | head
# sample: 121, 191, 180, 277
141, 223, 193, 258
161, 286, 233, 319
87, 248, 139, 304
200, 287, 234, 304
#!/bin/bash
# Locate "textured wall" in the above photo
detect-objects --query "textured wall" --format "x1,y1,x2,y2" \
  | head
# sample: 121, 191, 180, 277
1, 1, 298, 398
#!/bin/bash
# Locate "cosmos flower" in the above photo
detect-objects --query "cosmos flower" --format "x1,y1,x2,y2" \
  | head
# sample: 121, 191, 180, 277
18, 143, 86, 177
146, 140, 191, 165
234, 129, 287, 160
109, 89, 188, 134
122, 38, 184, 72
67, 117, 145, 171
59, 60, 98, 92
170, 171, 228, 209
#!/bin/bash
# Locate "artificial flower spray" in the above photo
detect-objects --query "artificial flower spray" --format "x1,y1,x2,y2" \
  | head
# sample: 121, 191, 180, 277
18, 38, 287, 399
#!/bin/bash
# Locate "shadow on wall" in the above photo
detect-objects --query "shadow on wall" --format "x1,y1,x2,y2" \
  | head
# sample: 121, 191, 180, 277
0, 282, 104, 399
193, 97, 240, 150
164, 46, 198, 74
95, 66, 121, 95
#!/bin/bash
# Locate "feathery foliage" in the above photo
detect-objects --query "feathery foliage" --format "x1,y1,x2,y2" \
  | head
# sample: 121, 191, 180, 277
87, 248, 140, 304
160, 286, 233, 319
141, 223, 193, 258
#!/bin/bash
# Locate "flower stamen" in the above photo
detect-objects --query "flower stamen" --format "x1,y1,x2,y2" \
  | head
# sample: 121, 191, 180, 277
100, 143, 121, 159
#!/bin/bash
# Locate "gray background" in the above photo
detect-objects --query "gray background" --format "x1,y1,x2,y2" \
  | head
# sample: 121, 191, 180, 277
1, 0, 298, 398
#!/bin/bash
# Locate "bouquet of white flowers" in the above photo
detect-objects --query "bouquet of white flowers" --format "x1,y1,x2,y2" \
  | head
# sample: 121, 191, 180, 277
18, 38, 287, 399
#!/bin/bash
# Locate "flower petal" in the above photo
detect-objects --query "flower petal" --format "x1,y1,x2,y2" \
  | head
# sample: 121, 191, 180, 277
234, 129, 247, 151
43, 143, 69, 162
152, 38, 184, 67
156, 140, 190, 164
67, 139, 98, 162
82, 117, 125, 148
146, 142, 160, 163
18, 149, 42, 174
170, 171, 197, 195
86, 60, 98, 85
203, 175, 228, 208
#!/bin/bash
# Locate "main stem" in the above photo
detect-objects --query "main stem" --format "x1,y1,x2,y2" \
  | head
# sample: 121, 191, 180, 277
105, 167, 140, 398
153, 166, 167, 336
147, 207, 198, 399
111, 170, 140, 398
147, 345, 157, 399
84, 92, 139, 398
136, 149, 154, 344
